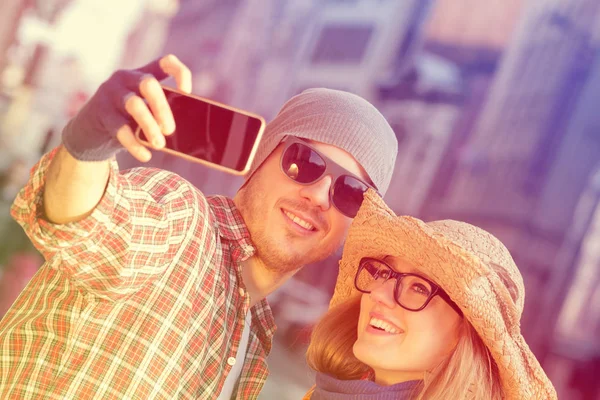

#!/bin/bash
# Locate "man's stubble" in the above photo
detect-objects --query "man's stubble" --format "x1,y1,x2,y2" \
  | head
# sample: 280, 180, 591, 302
236, 173, 343, 274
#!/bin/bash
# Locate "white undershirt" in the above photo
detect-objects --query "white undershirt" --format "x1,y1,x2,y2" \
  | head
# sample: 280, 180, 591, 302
217, 312, 252, 400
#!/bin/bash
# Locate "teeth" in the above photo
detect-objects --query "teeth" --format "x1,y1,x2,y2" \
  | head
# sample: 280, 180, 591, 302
284, 210, 314, 230
369, 317, 400, 334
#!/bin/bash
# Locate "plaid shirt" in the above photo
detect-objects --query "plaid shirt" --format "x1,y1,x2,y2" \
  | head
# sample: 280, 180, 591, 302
0, 147, 276, 399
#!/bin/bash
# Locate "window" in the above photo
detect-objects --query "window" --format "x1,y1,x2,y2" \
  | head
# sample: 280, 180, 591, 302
310, 24, 374, 64
325, 0, 360, 4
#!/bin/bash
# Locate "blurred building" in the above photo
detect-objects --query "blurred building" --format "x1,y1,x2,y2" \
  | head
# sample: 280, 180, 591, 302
420, 2, 600, 395
125, 0, 445, 203
427, 0, 525, 49
159, 0, 248, 101
0, 0, 75, 167
0, 0, 75, 85
120, 0, 180, 70
377, 55, 464, 215
174, 0, 439, 117
254, 0, 449, 215
536, 43, 600, 399
543, 166, 600, 399
0, 0, 28, 76
284, 0, 432, 101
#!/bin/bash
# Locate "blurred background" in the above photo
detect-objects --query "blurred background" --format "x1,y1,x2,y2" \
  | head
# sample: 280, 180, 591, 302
0, 0, 599, 398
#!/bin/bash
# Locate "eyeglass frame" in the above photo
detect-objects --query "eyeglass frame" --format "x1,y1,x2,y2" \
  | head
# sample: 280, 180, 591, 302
278, 136, 379, 217
354, 257, 463, 316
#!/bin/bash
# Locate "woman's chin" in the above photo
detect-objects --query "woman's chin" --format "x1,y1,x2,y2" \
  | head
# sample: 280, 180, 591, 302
352, 340, 385, 369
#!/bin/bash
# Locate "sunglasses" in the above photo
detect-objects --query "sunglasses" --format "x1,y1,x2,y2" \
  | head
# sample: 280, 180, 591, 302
279, 137, 377, 218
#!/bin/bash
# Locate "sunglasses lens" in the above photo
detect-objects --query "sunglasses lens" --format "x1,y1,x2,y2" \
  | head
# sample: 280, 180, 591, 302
281, 143, 326, 183
332, 176, 369, 218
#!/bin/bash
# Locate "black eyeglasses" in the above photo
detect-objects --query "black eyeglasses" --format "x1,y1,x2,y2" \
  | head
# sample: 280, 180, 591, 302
279, 136, 377, 218
354, 257, 463, 316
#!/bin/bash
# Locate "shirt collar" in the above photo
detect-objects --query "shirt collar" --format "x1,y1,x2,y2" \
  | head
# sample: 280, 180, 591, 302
207, 195, 277, 348
207, 195, 256, 263
207, 195, 251, 241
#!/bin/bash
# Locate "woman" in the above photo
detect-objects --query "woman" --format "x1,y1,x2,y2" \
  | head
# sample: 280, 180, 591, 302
304, 190, 557, 399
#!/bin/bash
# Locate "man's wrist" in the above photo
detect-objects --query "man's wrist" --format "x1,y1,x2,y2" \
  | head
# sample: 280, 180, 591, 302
61, 117, 124, 162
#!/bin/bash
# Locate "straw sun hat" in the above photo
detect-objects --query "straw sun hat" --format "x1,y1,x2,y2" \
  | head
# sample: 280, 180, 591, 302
330, 190, 557, 400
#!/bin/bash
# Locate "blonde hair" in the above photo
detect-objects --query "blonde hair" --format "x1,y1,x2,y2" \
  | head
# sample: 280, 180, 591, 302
306, 296, 504, 399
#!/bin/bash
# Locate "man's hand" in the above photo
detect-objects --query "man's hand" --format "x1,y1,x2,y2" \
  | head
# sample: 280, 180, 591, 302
43, 55, 192, 224
62, 54, 192, 162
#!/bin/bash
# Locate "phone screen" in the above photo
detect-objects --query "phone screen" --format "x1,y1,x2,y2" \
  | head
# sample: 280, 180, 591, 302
139, 88, 264, 172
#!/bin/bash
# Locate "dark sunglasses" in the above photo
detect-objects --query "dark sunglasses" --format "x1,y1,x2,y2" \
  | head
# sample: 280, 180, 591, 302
279, 136, 377, 218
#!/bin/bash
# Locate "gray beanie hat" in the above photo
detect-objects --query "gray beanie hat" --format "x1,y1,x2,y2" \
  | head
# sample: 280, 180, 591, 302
246, 88, 398, 196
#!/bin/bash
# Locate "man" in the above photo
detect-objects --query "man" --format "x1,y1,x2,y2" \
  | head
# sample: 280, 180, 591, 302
0, 55, 397, 399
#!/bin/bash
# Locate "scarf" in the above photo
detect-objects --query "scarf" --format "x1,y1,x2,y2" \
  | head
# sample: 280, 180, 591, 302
311, 372, 422, 400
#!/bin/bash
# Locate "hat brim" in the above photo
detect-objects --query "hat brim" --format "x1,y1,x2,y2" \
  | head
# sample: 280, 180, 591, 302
330, 189, 557, 400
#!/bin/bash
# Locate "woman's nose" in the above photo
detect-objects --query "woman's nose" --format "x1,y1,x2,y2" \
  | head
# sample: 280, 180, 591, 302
369, 279, 397, 308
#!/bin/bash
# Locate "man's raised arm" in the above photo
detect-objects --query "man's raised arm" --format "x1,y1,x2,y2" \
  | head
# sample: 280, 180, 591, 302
43, 54, 191, 224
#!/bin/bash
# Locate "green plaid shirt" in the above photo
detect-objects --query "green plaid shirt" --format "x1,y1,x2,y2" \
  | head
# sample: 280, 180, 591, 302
0, 147, 276, 399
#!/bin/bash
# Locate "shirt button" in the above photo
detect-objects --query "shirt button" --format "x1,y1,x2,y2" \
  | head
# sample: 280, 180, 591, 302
227, 357, 236, 366
239, 287, 245, 297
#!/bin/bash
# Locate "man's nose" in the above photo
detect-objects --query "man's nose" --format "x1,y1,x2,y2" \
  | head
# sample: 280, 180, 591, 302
299, 175, 333, 211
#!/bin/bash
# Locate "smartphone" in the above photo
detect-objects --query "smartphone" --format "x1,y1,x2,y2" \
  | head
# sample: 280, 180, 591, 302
135, 86, 266, 175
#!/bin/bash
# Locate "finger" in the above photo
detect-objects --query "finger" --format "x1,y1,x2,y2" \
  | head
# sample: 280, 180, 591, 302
159, 54, 192, 93
124, 93, 165, 149
136, 58, 169, 81
116, 124, 152, 162
139, 75, 175, 135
